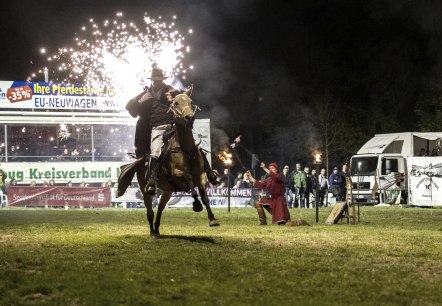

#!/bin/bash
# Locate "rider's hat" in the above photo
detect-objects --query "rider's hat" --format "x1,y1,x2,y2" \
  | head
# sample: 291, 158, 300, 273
149, 68, 168, 81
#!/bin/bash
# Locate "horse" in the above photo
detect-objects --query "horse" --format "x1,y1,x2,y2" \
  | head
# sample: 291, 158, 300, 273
118, 92, 220, 236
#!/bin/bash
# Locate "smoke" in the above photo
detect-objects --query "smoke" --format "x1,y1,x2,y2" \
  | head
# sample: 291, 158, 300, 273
261, 103, 320, 166
199, 104, 231, 151
210, 127, 230, 152
236, 61, 319, 165
178, 1, 259, 151
191, 43, 234, 104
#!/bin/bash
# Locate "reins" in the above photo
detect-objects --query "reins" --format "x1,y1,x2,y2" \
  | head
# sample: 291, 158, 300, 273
168, 103, 201, 117
167, 94, 201, 118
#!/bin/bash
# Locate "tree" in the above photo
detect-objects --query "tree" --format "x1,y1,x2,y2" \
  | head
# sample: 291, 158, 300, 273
415, 84, 442, 131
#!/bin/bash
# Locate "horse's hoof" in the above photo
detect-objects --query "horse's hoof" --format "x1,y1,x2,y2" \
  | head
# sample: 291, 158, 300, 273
150, 231, 159, 237
193, 206, 203, 212
209, 220, 220, 227
193, 200, 203, 212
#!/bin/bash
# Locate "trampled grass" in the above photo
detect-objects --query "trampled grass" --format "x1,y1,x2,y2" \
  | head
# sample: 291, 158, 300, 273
0, 206, 441, 306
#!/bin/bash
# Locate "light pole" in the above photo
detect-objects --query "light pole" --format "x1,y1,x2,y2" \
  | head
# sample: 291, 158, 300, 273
312, 149, 323, 223
44, 67, 49, 83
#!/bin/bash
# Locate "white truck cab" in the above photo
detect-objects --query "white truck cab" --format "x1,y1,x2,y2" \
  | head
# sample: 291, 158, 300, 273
350, 132, 442, 205
350, 154, 407, 204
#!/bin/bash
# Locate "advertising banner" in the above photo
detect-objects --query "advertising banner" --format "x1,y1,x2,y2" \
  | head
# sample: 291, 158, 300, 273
110, 187, 256, 208
5, 186, 256, 208
166, 188, 255, 208
0, 81, 121, 111
7, 186, 110, 208
3, 161, 125, 185
408, 157, 442, 206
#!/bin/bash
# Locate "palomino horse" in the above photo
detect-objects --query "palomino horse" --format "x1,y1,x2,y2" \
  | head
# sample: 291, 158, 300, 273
122, 92, 220, 236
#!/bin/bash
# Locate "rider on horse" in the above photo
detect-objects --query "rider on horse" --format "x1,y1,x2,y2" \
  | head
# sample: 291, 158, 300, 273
125, 68, 219, 195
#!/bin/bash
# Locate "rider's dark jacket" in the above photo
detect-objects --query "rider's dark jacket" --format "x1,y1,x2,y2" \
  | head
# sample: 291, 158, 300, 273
149, 99, 174, 128
125, 83, 173, 157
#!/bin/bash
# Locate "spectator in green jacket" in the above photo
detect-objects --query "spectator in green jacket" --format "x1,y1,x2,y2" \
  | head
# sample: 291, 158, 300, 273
293, 162, 307, 208
0, 166, 7, 194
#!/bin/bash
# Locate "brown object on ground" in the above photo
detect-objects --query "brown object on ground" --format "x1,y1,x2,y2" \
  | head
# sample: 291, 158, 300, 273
286, 219, 310, 226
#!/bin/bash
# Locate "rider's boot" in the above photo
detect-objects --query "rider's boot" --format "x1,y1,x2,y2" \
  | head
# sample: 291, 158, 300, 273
200, 148, 220, 185
256, 202, 267, 225
145, 157, 160, 195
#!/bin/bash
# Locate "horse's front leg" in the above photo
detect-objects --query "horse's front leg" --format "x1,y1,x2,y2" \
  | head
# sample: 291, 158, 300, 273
198, 180, 220, 227
153, 191, 171, 236
187, 173, 203, 212
177, 170, 202, 212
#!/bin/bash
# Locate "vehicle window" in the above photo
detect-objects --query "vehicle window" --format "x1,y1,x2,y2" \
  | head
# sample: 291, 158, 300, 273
350, 157, 378, 176
381, 158, 399, 175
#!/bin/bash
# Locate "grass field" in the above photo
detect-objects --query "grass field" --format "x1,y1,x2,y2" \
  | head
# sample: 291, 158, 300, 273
0, 206, 441, 306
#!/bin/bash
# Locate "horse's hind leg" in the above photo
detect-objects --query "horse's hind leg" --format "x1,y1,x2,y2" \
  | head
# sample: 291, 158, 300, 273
137, 166, 157, 236
198, 185, 220, 227
143, 194, 156, 236
153, 191, 171, 236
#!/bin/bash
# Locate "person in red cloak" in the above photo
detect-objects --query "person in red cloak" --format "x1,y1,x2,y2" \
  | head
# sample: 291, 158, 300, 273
247, 162, 291, 225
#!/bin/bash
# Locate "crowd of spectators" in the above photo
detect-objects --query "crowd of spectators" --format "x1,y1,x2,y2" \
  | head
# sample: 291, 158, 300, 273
212, 162, 350, 208
2, 144, 129, 162
0, 124, 135, 163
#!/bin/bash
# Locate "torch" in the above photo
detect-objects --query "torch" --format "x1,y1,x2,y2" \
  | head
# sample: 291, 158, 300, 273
312, 149, 323, 223
218, 151, 233, 212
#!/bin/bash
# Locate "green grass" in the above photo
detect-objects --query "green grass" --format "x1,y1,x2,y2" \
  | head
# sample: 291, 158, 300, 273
0, 206, 441, 306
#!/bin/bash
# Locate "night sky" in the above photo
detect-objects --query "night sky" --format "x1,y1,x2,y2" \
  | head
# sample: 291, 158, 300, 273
2, 0, 442, 171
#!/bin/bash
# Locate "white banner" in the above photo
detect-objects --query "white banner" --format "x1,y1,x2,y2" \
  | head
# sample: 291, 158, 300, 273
166, 188, 254, 208
110, 187, 255, 208
2, 161, 125, 185
408, 157, 442, 206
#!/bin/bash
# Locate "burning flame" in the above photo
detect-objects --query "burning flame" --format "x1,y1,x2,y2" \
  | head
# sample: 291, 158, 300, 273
312, 150, 323, 164
218, 151, 233, 166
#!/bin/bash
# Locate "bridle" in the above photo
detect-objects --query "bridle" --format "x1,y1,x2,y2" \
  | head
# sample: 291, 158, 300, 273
167, 93, 201, 155
167, 94, 201, 119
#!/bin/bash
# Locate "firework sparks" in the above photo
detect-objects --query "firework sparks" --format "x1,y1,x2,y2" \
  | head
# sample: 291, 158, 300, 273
58, 124, 71, 140
28, 12, 192, 98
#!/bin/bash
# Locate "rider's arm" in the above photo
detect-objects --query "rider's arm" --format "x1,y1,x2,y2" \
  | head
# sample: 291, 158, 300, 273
126, 91, 147, 117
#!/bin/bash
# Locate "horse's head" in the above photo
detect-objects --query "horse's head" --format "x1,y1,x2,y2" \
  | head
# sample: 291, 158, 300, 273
168, 90, 200, 128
